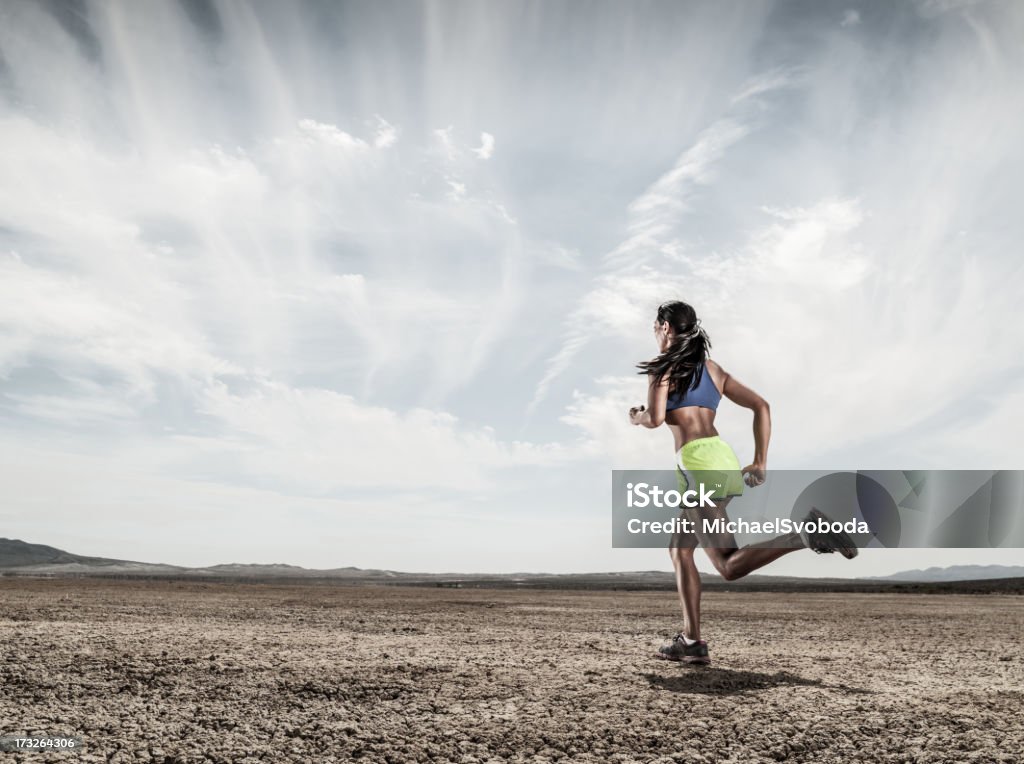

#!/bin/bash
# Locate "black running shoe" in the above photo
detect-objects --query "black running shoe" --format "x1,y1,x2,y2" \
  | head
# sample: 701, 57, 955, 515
799, 508, 859, 559
656, 633, 711, 665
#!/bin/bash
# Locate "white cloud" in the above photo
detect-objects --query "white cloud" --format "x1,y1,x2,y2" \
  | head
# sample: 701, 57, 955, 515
0, 107, 569, 404
0, 251, 243, 398
446, 178, 467, 199
472, 131, 495, 159
729, 67, 804, 106
841, 9, 861, 27
622, 118, 750, 242
297, 118, 368, 150
373, 116, 398, 148
433, 125, 457, 160
913, 0, 986, 18
179, 376, 583, 494
531, 242, 582, 270
1, 387, 139, 425
0, 103, 589, 507
560, 376, 667, 468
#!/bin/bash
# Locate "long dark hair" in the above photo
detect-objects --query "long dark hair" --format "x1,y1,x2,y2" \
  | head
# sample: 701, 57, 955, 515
636, 301, 711, 395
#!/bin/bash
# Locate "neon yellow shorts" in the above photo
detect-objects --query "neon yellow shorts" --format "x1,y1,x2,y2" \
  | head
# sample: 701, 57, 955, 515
676, 435, 745, 500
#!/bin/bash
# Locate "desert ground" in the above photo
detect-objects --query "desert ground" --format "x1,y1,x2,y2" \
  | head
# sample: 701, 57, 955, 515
0, 578, 1022, 763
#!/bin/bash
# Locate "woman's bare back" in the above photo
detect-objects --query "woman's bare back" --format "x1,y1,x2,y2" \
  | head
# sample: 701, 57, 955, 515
665, 359, 727, 451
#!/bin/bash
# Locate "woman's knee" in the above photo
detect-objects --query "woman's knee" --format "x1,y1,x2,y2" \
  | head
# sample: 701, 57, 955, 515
718, 564, 742, 582
705, 549, 740, 581
668, 543, 693, 565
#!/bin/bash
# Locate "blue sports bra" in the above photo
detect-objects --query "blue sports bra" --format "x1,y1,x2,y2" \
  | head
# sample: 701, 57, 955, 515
665, 362, 721, 411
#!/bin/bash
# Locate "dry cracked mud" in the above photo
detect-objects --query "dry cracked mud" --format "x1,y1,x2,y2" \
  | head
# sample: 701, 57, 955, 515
1, 578, 1022, 763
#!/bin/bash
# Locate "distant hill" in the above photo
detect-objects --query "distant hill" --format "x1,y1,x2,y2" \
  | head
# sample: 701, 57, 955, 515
0, 539, 826, 585
868, 565, 1024, 582
0, 537, 137, 567
2, 538, 1023, 593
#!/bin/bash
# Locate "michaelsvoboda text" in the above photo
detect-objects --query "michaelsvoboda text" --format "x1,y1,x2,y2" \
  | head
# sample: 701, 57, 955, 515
626, 516, 871, 535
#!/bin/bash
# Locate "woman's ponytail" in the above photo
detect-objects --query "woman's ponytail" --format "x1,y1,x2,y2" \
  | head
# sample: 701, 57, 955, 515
636, 301, 711, 395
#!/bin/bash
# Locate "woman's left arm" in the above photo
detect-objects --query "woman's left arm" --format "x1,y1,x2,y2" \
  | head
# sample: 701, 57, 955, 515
714, 361, 771, 484
629, 374, 668, 428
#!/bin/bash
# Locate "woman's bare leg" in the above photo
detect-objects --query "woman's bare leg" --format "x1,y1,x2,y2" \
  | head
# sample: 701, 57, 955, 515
669, 544, 702, 640
703, 539, 802, 581
699, 496, 803, 581
665, 496, 805, 645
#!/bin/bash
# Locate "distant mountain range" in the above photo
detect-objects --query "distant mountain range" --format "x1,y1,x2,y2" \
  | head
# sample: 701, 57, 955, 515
2, 538, 1022, 587
0, 538, 399, 579
867, 565, 1024, 582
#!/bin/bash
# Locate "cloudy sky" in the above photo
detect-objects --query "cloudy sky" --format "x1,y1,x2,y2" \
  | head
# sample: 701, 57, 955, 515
1, 0, 1022, 576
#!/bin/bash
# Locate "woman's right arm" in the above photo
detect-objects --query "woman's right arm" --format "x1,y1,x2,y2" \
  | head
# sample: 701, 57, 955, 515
629, 373, 669, 428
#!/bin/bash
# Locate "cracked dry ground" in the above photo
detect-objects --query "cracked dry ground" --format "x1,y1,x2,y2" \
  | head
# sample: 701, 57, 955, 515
1, 579, 1022, 764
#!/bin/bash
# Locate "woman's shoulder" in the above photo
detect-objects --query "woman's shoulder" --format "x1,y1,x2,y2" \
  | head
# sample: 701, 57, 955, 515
704, 358, 729, 391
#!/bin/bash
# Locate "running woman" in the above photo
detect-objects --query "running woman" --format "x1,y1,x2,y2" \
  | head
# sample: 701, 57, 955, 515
629, 301, 857, 665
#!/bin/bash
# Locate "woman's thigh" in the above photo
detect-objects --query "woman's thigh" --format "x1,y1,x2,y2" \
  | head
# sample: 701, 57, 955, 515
694, 496, 739, 552
669, 507, 699, 551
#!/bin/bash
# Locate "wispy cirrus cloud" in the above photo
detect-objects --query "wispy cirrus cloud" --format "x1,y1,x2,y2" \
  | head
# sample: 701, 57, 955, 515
530, 69, 801, 411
